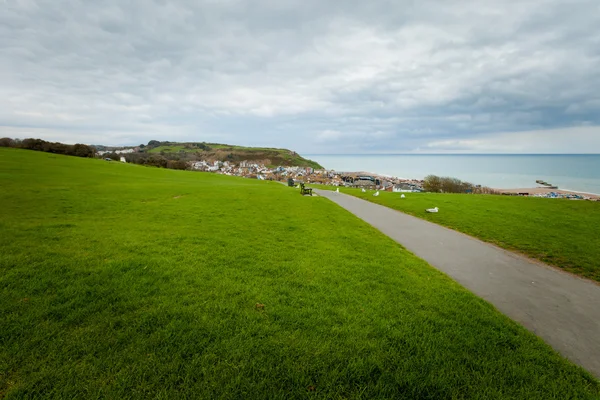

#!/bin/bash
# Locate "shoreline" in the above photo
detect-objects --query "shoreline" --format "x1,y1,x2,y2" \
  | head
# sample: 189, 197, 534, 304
329, 170, 600, 199
493, 187, 600, 199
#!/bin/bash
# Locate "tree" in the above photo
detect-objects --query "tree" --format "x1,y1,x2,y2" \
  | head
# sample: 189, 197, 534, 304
440, 177, 463, 193
106, 152, 120, 161
423, 175, 442, 192
0, 137, 15, 147
72, 144, 95, 158
146, 154, 168, 168
424, 175, 476, 193
167, 160, 188, 170
21, 138, 46, 151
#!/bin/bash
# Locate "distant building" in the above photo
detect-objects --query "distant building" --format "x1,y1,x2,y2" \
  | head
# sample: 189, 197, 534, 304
393, 184, 423, 193
351, 180, 376, 190
357, 176, 375, 182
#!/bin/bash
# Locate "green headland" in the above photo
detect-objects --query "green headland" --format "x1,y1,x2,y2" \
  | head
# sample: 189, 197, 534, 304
143, 141, 323, 169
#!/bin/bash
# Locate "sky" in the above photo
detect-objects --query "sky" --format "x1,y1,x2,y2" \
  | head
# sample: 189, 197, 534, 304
1, 0, 600, 154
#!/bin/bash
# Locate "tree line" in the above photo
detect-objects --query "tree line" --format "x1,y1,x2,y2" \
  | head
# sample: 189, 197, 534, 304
120, 153, 188, 170
0, 137, 198, 172
422, 175, 498, 194
0, 137, 95, 158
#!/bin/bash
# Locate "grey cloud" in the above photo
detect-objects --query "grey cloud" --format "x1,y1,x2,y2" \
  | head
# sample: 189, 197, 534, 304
0, 0, 599, 152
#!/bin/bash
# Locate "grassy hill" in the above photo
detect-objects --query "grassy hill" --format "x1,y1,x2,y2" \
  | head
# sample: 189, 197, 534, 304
1, 148, 598, 398
313, 186, 600, 282
145, 142, 323, 169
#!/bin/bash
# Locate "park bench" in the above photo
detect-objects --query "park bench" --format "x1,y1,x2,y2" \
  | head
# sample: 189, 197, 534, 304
299, 183, 313, 196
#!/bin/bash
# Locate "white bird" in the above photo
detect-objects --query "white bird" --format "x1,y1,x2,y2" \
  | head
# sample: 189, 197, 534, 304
426, 207, 439, 213
336, 187, 340, 193
361, 188, 366, 193
400, 194, 406, 198
373, 191, 380, 197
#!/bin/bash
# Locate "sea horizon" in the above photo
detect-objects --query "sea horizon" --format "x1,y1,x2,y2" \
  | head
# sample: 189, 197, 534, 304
304, 153, 600, 156
303, 153, 600, 195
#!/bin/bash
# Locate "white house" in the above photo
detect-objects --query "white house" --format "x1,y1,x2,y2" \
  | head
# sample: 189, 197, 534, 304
393, 183, 423, 193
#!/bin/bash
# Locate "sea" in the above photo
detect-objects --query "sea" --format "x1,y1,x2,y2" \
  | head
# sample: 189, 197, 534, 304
304, 154, 600, 195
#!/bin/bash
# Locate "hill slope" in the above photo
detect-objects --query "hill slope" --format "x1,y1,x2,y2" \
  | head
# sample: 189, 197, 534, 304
145, 141, 323, 169
314, 186, 600, 282
0, 148, 598, 398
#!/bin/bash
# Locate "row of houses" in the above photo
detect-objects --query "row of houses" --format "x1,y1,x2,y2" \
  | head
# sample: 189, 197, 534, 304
115, 155, 426, 191
391, 183, 424, 192
97, 148, 137, 156
335, 175, 423, 192
189, 160, 311, 180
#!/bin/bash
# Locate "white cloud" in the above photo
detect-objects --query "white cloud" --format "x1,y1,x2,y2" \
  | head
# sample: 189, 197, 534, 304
316, 130, 343, 143
0, 0, 599, 152
422, 126, 600, 154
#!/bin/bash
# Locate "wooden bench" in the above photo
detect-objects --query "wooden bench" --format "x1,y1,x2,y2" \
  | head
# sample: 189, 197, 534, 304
299, 183, 313, 196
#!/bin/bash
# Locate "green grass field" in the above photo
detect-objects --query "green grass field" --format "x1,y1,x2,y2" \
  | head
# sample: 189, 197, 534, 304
147, 144, 286, 153
1, 148, 599, 399
207, 144, 285, 151
146, 144, 192, 153
313, 186, 600, 282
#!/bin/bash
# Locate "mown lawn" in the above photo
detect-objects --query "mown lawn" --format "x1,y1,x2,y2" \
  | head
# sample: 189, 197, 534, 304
313, 185, 600, 283
1, 148, 599, 399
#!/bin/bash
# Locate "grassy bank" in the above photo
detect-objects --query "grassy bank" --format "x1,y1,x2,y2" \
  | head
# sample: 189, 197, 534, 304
1, 148, 598, 398
313, 186, 600, 282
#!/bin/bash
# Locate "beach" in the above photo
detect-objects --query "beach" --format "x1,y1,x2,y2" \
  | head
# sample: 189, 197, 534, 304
328, 170, 599, 200
496, 187, 600, 200
309, 154, 600, 195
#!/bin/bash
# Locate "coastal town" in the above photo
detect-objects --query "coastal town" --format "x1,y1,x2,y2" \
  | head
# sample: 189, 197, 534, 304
69, 138, 595, 200
93, 143, 426, 192
188, 159, 600, 200
101, 152, 597, 200
186, 159, 426, 193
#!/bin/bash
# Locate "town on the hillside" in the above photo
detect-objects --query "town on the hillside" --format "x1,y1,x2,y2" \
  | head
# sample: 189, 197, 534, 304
191, 160, 425, 192
96, 146, 424, 192
94, 146, 595, 200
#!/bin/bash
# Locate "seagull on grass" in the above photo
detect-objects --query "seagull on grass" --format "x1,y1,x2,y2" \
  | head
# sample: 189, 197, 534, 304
401, 194, 405, 198
336, 187, 340, 193
426, 207, 439, 213
361, 188, 366, 193
373, 191, 380, 197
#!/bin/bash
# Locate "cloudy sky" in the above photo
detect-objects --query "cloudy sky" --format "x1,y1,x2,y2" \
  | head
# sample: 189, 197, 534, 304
1, 0, 600, 153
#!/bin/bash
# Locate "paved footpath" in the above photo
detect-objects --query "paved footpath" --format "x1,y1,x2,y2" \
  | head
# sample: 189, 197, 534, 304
316, 189, 600, 378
